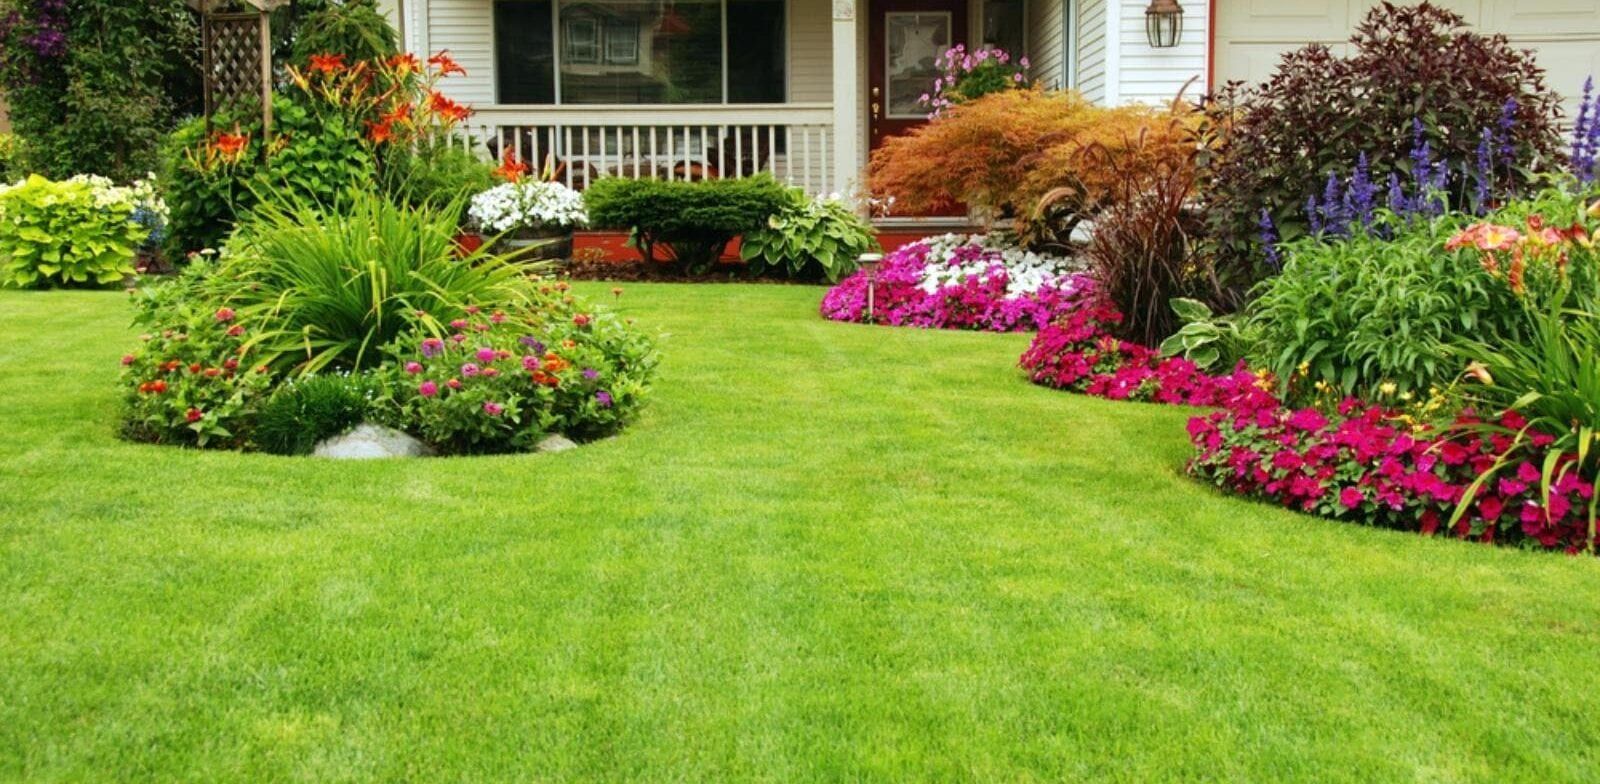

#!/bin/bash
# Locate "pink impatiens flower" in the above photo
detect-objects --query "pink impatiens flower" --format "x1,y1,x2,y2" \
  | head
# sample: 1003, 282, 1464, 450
418, 380, 438, 397
483, 401, 504, 416
214, 307, 235, 322
405, 361, 424, 375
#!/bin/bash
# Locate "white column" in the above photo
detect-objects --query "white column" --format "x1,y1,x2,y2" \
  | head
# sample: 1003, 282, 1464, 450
830, 0, 860, 200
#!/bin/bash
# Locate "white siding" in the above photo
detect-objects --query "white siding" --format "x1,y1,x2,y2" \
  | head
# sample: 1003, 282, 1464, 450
1111, 0, 1208, 106
1027, 0, 1068, 90
420, 0, 834, 107
789, 0, 833, 102
1074, 0, 1107, 103
426, 0, 497, 105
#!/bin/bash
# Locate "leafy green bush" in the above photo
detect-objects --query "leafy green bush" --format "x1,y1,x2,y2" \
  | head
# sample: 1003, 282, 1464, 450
0, 175, 149, 288
161, 97, 373, 255
381, 143, 496, 223
214, 190, 546, 374
739, 189, 877, 281
0, 1, 199, 182
253, 373, 378, 455
286, 0, 399, 68
584, 175, 788, 273
1241, 215, 1513, 402
1158, 298, 1255, 372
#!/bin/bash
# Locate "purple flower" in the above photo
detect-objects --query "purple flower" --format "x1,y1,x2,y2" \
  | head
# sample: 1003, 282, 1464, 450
519, 336, 545, 353
582, 367, 599, 381
595, 390, 613, 408
1257, 209, 1281, 268
420, 338, 445, 358
522, 355, 541, 371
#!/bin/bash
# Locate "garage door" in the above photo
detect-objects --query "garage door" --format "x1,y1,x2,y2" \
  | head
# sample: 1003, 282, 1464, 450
1213, 0, 1600, 111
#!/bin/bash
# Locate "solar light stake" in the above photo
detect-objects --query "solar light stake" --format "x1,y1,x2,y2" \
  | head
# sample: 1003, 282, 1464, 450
858, 253, 884, 322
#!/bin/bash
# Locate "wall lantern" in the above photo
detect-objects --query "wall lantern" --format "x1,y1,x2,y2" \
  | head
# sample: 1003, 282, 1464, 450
1144, 0, 1184, 48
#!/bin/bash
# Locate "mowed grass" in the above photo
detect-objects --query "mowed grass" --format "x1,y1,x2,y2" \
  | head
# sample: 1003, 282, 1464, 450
1, 283, 1598, 783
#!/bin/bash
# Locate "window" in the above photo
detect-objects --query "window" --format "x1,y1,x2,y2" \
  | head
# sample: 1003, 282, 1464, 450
981, 0, 1026, 57
494, 0, 786, 105
564, 17, 600, 64
604, 20, 639, 65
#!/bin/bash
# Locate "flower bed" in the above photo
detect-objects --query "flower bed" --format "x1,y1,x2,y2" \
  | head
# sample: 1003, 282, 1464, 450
1187, 400, 1597, 552
820, 234, 1088, 331
1019, 299, 1273, 408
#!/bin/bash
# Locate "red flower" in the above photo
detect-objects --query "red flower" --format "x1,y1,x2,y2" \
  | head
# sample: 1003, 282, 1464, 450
573, 314, 591, 327
214, 307, 235, 323
227, 324, 245, 337
212, 132, 249, 159
368, 121, 395, 145
428, 50, 467, 76
308, 53, 347, 74
185, 408, 204, 423
493, 150, 530, 183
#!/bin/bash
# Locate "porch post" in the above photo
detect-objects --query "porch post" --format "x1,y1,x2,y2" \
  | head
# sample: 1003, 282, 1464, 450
831, 0, 860, 199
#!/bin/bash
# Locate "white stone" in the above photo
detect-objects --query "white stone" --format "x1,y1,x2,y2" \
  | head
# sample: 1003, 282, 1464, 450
536, 434, 579, 453
313, 424, 433, 459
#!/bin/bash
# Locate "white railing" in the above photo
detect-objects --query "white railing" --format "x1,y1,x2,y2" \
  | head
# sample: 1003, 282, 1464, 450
450, 104, 836, 196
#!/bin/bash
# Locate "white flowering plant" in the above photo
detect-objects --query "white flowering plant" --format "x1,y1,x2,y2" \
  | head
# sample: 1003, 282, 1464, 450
917, 233, 1082, 297
467, 181, 589, 235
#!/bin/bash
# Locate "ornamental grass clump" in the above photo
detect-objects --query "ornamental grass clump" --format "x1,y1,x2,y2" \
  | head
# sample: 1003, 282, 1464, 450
215, 191, 544, 375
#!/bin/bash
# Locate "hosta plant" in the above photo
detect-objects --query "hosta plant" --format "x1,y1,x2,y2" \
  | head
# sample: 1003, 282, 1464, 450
740, 189, 877, 281
0, 174, 150, 288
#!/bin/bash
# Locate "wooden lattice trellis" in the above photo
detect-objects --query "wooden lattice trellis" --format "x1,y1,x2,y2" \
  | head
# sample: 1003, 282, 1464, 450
191, 0, 286, 136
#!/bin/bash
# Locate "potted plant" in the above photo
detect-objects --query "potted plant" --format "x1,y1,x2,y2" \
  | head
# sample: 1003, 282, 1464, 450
466, 179, 588, 262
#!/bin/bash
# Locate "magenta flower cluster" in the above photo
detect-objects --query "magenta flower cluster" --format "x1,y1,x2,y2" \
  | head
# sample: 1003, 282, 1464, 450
820, 241, 1089, 332
1188, 399, 1598, 552
1019, 301, 1275, 409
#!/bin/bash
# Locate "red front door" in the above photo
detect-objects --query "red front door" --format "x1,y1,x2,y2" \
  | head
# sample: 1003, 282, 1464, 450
868, 0, 968, 146
868, 0, 969, 214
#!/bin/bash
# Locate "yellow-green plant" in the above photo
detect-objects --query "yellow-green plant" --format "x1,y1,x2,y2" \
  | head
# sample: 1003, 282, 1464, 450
0, 174, 148, 288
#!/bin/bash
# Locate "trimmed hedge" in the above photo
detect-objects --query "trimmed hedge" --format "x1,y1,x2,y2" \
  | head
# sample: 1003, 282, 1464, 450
584, 174, 788, 273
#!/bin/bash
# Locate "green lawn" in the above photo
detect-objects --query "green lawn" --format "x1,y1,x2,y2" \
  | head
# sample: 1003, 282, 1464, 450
2, 283, 1598, 782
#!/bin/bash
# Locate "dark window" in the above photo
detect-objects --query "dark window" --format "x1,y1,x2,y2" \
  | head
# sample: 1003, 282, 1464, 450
727, 0, 786, 103
495, 0, 556, 104
495, 0, 784, 105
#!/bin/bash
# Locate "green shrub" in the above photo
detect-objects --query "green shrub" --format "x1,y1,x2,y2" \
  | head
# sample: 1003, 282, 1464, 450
1241, 214, 1514, 402
381, 144, 496, 223
286, 0, 399, 68
0, 0, 199, 182
584, 175, 788, 273
214, 190, 545, 374
254, 373, 378, 455
161, 96, 373, 255
739, 189, 877, 281
0, 175, 149, 289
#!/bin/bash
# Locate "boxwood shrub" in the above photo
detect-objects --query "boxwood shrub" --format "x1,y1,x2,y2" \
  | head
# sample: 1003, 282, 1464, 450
583, 174, 788, 273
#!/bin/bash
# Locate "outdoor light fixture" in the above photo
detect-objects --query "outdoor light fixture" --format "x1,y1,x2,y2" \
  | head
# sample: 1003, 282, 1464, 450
1144, 0, 1184, 48
858, 253, 884, 321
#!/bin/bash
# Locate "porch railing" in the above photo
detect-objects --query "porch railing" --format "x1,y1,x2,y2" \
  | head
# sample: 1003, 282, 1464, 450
449, 105, 837, 197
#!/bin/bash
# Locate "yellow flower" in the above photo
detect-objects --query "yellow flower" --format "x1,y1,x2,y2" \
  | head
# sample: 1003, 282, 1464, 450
1378, 381, 1397, 396
1296, 361, 1310, 376
1464, 361, 1494, 386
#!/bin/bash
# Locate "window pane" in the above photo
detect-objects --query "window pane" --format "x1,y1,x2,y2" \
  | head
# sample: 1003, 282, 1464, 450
495, 0, 556, 104
981, 0, 1025, 56
559, 0, 722, 104
727, 0, 785, 103
885, 12, 949, 118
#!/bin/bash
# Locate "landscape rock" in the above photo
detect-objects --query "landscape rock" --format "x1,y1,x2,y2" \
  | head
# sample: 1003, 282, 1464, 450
313, 424, 434, 459
536, 434, 579, 453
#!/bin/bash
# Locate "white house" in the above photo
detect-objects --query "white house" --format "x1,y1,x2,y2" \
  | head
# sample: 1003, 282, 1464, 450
375, 0, 1600, 212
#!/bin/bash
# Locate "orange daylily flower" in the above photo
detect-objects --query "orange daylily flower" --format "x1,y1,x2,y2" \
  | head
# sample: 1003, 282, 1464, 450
212, 131, 250, 159
308, 53, 347, 74
429, 50, 467, 77
368, 120, 395, 144
428, 90, 471, 123
493, 150, 530, 182
387, 53, 423, 76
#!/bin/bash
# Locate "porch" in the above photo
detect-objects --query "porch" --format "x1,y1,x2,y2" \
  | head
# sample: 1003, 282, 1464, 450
405, 0, 1037, 202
